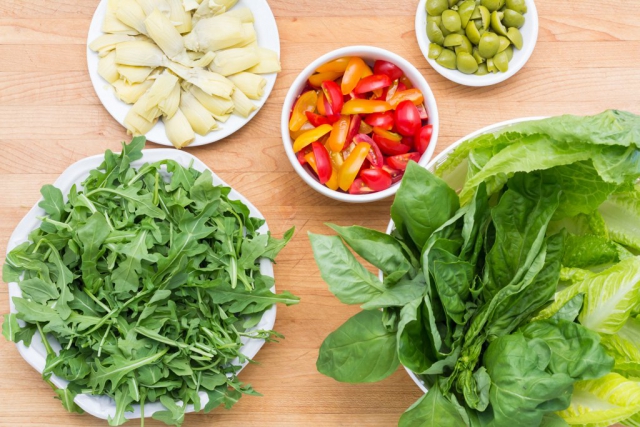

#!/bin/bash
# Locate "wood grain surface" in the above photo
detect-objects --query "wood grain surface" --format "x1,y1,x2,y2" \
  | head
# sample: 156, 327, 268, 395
0, 0, 637, 426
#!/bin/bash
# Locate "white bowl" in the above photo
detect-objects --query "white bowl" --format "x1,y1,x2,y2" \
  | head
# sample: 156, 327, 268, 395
383, 116, 545, 393
6, 148, 277, 421
415, 0, 539, 87
281, 46, 439, 203
86, 0, 280, 147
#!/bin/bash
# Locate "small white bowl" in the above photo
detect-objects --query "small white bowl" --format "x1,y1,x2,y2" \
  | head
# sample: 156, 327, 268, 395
6, 148, 278, 422
383, 116, 545, 393
281, 46, 439, 203
415, 0, 539, 87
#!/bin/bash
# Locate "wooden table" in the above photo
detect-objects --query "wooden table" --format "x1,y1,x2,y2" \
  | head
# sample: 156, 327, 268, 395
0, 0, 637, 425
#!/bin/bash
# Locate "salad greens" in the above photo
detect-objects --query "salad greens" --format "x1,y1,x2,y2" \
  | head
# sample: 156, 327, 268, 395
310, 110, 640, 426
1, 137, 299, 426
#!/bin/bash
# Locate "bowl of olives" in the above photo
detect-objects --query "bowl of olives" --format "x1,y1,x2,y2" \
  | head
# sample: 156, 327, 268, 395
415, 0, 538, 86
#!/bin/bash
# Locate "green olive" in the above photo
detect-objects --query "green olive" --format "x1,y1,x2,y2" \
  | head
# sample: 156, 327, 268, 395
502, 9, 525, 28
458, 1, 476, 28
477, 6, 491, 30
436, 49, 457, 69
428, 43, 443, 59
426, 0, 449, 16
491, 11, 509, 36
486, 57, 497, 73
452, 35, 473, 53
427, 15, 442, 25
478, 32, 500, 58
444, 33, 464, 47
507, 27, 523, 49
447, 0, 457, 6
456, 51, 479, 74
472, 47, 485, 64
438, 17, 452, 36
427, 21, 445, 45
466, 21, 482, 45
481, 0, 505, 12
493, 50, 509, 72
442, 10, 462, 32
497, 36, 511, 52
506, 0, 527, 14
475, 63, 489, 75
470, 6, 482, 20
504, 45, 514, 61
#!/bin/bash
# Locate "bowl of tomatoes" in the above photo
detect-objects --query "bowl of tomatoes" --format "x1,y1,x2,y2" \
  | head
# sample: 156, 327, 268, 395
281, 46, 439, 202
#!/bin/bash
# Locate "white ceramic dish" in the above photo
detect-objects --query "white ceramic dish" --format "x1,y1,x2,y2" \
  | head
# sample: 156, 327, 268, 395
281, 46, 439, 203
415, 0, 539, 87
383, 116, 545, 393
6, 149, 277, 421
86, 0, 280, 147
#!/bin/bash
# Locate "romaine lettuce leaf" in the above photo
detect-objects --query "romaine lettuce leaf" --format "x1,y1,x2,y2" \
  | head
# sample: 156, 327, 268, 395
599, 190, 640, 251
556, 373, 640, 427
600, 316, 640, 377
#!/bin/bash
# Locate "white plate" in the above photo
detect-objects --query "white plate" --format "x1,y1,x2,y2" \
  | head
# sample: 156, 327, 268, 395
415, 0, 539, 87
383, 117, 546, 393
6, 149, 277, 421
86, 0, 280, 147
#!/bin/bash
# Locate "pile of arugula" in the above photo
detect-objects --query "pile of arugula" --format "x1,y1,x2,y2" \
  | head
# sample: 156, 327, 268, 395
310, 110, 640, 426
2, 137, 299, 426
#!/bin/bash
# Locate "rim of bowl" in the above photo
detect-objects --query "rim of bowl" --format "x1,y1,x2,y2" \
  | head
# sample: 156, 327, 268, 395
281, 45, 439, 203
415, 0, 539, 87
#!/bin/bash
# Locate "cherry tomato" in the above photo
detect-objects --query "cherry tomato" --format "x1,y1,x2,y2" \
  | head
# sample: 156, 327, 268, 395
360, 168, 392, 192
415, 124, 433, 155
353, 74, 392, 94
305, 111, 331, 127
386, 153, 421, 171
327, 115, 350, 152
416, 104, 429, 120
339, 142, 370, 191
364, 111, 394, 130
399, 75, 413, 89
389, 89, 424, 108
359, 120, 373, 135
354, 134, 384, 168
289, 90, 317, 132
342, 99, 392, 115
348, 178, 375, 195
395, 100, 422, 136
372, 127, 402, 142
317, 91, 327, 115
373, 60, 404, 81
311, 142, 332, 184
308, 72, 341, 88
382, 164, 404, 183
325, 167, 340, 190
322, 80, 344, 115
293, 124, 333, 152
372, 134, 411, 156
316, 57, 350, 73
341, 57, 369, 95
346, 114, 361, 145
297, 149, 308, 165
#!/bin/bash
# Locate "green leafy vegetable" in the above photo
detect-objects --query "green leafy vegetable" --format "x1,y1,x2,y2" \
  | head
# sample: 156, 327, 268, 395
2, 138, 299, 426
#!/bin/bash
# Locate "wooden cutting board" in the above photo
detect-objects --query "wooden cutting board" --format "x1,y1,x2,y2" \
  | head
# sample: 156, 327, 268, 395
0, 0, 637, 425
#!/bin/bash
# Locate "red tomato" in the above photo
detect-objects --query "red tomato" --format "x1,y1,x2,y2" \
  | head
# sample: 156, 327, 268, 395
402, 135, 414, 149
386, 153, 421, 171
364, 111, 394, 130
373, 60, 404, 81
305, 111, 331, 127
348, 178, 375, 194
353, 134, 384, 168
373, 134, 411, 156
415, 125, 433, 155
394, 100, 422, 136
382, 165, 404, 183
311, 142, 332, 184
353, 74, 392, 94
321, 80, 343, 115
416, 104, 429, 120
346, 114, 362, 145
360, 168, 392, 191
297, 150, 307, 165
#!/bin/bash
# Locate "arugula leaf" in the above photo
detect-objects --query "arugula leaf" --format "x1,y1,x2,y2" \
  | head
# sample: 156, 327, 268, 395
262, 227, 295, 261
316, 310, 399, 383
2, 313, 20, 342
206, 283, 299, 315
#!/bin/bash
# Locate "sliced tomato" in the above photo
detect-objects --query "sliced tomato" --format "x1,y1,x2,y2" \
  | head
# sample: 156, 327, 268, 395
373, 60, 404, 81
354, 134, 384, 168
364, 111, 394, 130
305, 111, 331, 127
372, 127, 402, 142
386, 153, 421, 171
415, 125, 433, 155
395, 100, 422, 136
346, 114, 361, 145
382, 164, 404, 183
297, 149, 308, 165
348, 178, 375, 195
360, 168, 392, 191
402, 135, 414, 149
416, 104, 429, 120
322, 80, 344, 115
353, 74, 392, 94
311, 142, 332, 184
373, 134, 411, 156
